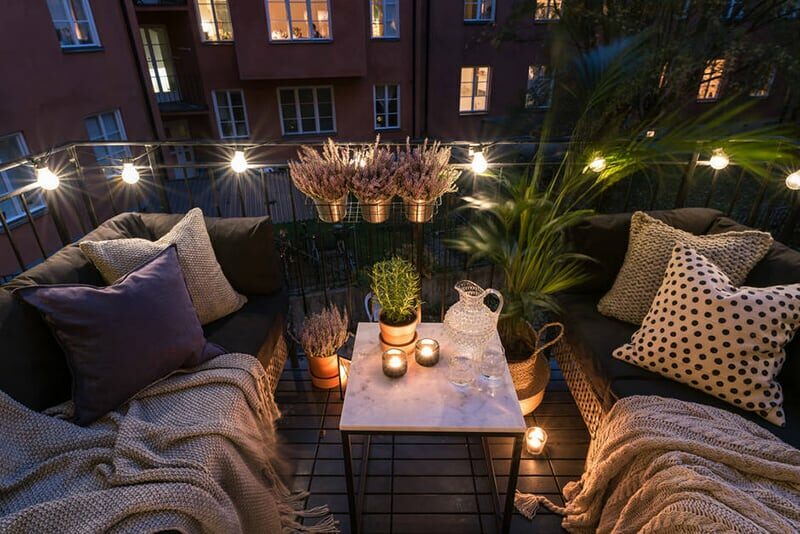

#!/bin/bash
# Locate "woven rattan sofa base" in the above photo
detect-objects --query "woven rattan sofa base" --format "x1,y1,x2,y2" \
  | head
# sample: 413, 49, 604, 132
265, 334, 289, 394
553, 338, 606, 438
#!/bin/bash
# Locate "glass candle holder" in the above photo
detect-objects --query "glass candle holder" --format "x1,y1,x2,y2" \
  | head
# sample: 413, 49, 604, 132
415, 338, 440, 367
382, 348, 408, 378
525, 427, 547, 455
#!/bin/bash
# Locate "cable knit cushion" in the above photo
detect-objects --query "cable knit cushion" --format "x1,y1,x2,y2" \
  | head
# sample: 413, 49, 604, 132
613, 244, 800, 426
80, 208, 246, 324
598, 212, 773, 324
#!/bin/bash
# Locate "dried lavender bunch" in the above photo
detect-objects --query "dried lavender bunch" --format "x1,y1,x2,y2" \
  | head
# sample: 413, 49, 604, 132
289, 139, 355, 201
300, 304, 350, 359
350, 136, 398, 203
396, 138, 461, 202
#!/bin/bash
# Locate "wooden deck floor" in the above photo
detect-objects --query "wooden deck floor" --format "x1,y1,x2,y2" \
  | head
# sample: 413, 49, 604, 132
275, 356, 590, 533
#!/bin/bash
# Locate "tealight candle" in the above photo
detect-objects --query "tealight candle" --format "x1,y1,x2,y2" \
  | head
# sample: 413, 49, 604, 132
415, 338, 440, 367
525, 427, 547, 455
382, 348, 408, 378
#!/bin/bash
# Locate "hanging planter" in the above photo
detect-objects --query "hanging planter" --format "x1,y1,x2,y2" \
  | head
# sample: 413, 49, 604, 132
403, 198, 436, 223
351, 137, 398, 224
396, 138, 460, 224
314, 195, 349, 223
359, 199, 392, 223
289, 139, 355, 224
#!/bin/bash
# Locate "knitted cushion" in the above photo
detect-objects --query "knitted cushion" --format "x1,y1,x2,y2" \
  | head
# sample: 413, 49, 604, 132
613, 244, 800, 426
80, 208, 246, 324
598, 212, 772, 324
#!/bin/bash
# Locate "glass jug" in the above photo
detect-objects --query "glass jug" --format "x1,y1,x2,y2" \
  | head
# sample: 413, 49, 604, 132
443, 281, 504, 360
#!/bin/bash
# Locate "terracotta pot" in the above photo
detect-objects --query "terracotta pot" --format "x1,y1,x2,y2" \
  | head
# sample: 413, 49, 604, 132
360, 199, 391, 223
314, 196, 348, 223
404, 199, 436, 223
308, 354, 340, 389
379, 308, 420, 346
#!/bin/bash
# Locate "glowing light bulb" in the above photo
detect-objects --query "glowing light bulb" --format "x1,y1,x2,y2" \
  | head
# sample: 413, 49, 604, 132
471, 150, 488, 174
121, 162, 140, 184
709, 149, 729, 170
588, 156, 607, 173
786, 170, 800, 191
36, 166, 59, 190
230, 150, 249, 173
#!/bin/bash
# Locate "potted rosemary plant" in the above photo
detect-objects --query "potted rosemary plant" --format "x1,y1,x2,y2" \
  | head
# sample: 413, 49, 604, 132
300, 305, 349, 389
289, 139, 355, 223
369, 257, 421, 346
396, 138, 460, 223
350, 137, 397, 223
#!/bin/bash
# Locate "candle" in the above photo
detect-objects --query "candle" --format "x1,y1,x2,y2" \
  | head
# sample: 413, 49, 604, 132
415, 338, 440, 367
382, 348, 408, 378
525, 427, 547, 455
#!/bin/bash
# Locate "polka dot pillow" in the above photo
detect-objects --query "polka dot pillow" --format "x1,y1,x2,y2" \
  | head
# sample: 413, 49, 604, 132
613, 244, 800, 426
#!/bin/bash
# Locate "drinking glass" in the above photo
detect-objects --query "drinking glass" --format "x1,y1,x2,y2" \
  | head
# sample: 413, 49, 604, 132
479, 349, 505, 383
447, 354, 474, 387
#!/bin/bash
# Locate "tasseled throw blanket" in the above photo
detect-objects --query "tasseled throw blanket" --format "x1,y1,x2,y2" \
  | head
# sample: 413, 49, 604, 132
515, 395, 800, 533
0, 353, 338, 533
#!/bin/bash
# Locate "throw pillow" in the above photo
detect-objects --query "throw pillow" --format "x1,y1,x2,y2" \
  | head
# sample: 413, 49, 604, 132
613, 244, 800, 426
80, 208, 246, 324
598, 211, 773, 324
14, 246, 225, 426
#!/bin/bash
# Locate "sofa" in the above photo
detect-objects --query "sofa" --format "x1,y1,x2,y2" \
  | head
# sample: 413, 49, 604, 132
0, 212, 289, 414
557, 207, 800, 448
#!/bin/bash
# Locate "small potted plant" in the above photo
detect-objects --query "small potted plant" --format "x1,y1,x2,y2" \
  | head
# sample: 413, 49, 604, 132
370, 256, 421, 346
289, 139, 355, 223
350, 136, 397, 223
300, 304, 349, 389
396, 138, 461, 223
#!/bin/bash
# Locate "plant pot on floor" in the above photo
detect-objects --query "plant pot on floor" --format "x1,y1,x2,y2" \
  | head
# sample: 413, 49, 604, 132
308, 354, 340, 389
378, 308, 420, 347
314, 196, 348, 223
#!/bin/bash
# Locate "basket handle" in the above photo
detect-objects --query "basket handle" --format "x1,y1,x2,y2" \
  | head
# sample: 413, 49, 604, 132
527, 321, 564, 356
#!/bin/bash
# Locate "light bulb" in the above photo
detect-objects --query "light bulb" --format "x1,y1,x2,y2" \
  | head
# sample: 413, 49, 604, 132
121, 162, 140, 184
588, 156, 607, 173
709, 149, 729, 170
786, 170, 800, 191
230, 150, 249, 173
471, 150, 488, 174
36, 166, 59, 190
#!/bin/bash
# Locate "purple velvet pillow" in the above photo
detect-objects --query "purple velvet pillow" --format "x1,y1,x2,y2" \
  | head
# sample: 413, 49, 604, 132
14, 246, 224, 425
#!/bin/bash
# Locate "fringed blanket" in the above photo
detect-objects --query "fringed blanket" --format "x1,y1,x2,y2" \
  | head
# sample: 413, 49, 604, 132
516, 395, 800, 533
0, 353, 338, 533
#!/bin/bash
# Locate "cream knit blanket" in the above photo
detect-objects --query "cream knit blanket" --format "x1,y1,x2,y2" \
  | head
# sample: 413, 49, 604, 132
515, 395, 800, 533
0, 353, 338, 534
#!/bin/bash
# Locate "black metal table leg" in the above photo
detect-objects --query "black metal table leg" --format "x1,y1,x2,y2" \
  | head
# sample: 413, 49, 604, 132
342, 431, 358, 534
502, 436, 523, 534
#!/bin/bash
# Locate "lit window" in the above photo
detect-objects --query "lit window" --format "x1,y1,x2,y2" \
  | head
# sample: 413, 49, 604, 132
750, 66, 776, 98
0, 133, 44, 224
535, 0, 561, 21
371, 0, 399, 38
278, 87, 336, 135
140, 26, 181, 104
697, 59, 725, 102
85, 110, 130, 178
196, 0, 234, 41
525, 65, 553, 109
374, 84, 400, 129
45, 0, 100, 48
212, 90, 250, 139
267, 0, 331, 41
459, 66, 491, 114
464, 0, 494, 22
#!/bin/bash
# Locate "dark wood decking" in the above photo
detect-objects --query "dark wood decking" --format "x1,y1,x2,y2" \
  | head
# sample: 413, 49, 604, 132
275, 356, 590, 533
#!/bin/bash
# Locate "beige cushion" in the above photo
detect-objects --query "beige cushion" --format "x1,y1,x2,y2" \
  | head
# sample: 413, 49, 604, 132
598, 212, 772, 324
614, 244, 800, 426
80, 208, 246, 324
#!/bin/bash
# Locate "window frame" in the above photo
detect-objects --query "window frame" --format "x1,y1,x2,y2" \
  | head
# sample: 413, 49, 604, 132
370, 0, 400, 39
266, 0, 333, 42
276, 86, 337, 136
463, 0, 495, 23
0, 132, 45, 224
195, 0, 234, 43
459, 66, 492, 115
84, 110, 131, 178
373, 84, 401, 130
749, 66, 776, 98
696, 58, 726, 102
525, 65, 554, 109
534, 0, 561, 22
212, 89, 251, 139
46, 0, 101, 49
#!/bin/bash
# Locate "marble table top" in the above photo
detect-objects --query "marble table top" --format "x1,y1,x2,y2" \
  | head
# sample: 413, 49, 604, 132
340, 322, 526, 434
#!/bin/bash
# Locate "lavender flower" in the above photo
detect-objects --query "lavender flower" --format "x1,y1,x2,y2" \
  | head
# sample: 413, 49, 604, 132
289, 139, 356, 201
300, 304, 350, 359
350, 136, 398, 203
396, 138, 461, 202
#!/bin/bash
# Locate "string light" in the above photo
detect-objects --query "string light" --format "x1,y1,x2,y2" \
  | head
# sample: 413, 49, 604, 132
588, 156, 607, 173
36, 165, 59, 190
786, 170, 800, 191
230, 150, 249, 173
470, 149, 488, 174
121, 162, 140, 184
708, 149, 729, 170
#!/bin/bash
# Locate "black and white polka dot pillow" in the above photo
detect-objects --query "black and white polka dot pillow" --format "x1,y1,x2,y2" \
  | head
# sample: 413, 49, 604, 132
613, 244, 800, 426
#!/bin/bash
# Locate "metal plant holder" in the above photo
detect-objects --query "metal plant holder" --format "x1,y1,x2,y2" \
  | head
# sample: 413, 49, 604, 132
359, 200, 391, 224
403, 199, 436, 223
314, 196, 348, 223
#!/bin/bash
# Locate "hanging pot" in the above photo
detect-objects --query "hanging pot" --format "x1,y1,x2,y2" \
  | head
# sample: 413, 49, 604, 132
404, 199, 436, 223
314, 195, 348, 223
307, 354, 341, 389
360, 198, 392, 224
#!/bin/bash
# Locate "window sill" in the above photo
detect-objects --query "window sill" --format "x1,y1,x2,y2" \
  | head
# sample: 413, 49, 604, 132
375, 126, 401, 131
459, 111, 489, 116
282, 131, 337, 137
268, 39, 333, 44
463, 19, 495, 25
201, 40, 235, 45
370, 36, 401, 41
62, 45, 104, 54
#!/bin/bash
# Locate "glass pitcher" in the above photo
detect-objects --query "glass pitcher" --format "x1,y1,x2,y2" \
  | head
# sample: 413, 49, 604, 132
443, 281, 504, 361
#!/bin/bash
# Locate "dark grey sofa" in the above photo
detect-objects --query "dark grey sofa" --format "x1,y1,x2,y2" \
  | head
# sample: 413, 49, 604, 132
559, 208, 800, 448
0, 212, 288, 414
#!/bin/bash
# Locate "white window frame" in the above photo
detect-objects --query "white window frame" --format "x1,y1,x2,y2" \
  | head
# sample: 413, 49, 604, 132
697, 59, 725, 102
195, 0, 234, 42
85, 110, 131, 178
266, 0, 333, 42
749, 66, 776, 98
0, 133, 45, 224
373, 84, 401, 130
534, 0, 561, 21
370, 0, 399, 39
46, 0, 101, 48
277, 86, 337, 136
459, 66, 491, 114
464, 0, 495, 22
525, 65, 554, 109
212, 90, 251, 139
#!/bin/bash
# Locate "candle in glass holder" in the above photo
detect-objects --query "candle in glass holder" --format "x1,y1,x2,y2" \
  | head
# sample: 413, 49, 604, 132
525, 427, 547, 455
415, 338, 440, 367
382, 348, 408, 378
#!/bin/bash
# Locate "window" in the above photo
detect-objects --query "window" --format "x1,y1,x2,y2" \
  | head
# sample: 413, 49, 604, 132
371, 0, 399, 38
750, 66, 776, 98
46, 0, 100, 48
85, 110, 130, 176
278, 87, 335, 135
535, 0, 561, 21
464, 0, 494, 21
196, 0, 234, 41
140, 26, 181, 104
212, 90, 250, 138
0, 134, 44, 224
525, 65, 553, 109
374, 85, 400, 129
697, 59, 725, 101
164, 121, 200, 181
459, 66, 491, 114
267, 0, 331, 41
724, 0, 744, 19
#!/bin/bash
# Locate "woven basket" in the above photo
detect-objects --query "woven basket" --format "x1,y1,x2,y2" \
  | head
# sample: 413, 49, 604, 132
508, 322, 564, 415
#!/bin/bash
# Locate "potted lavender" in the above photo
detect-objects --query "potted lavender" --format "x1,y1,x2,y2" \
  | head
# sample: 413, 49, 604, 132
396, 138, 461, 223
299, 304, 349, 389
350, 137, 397, 223
288, 139, 355, 223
